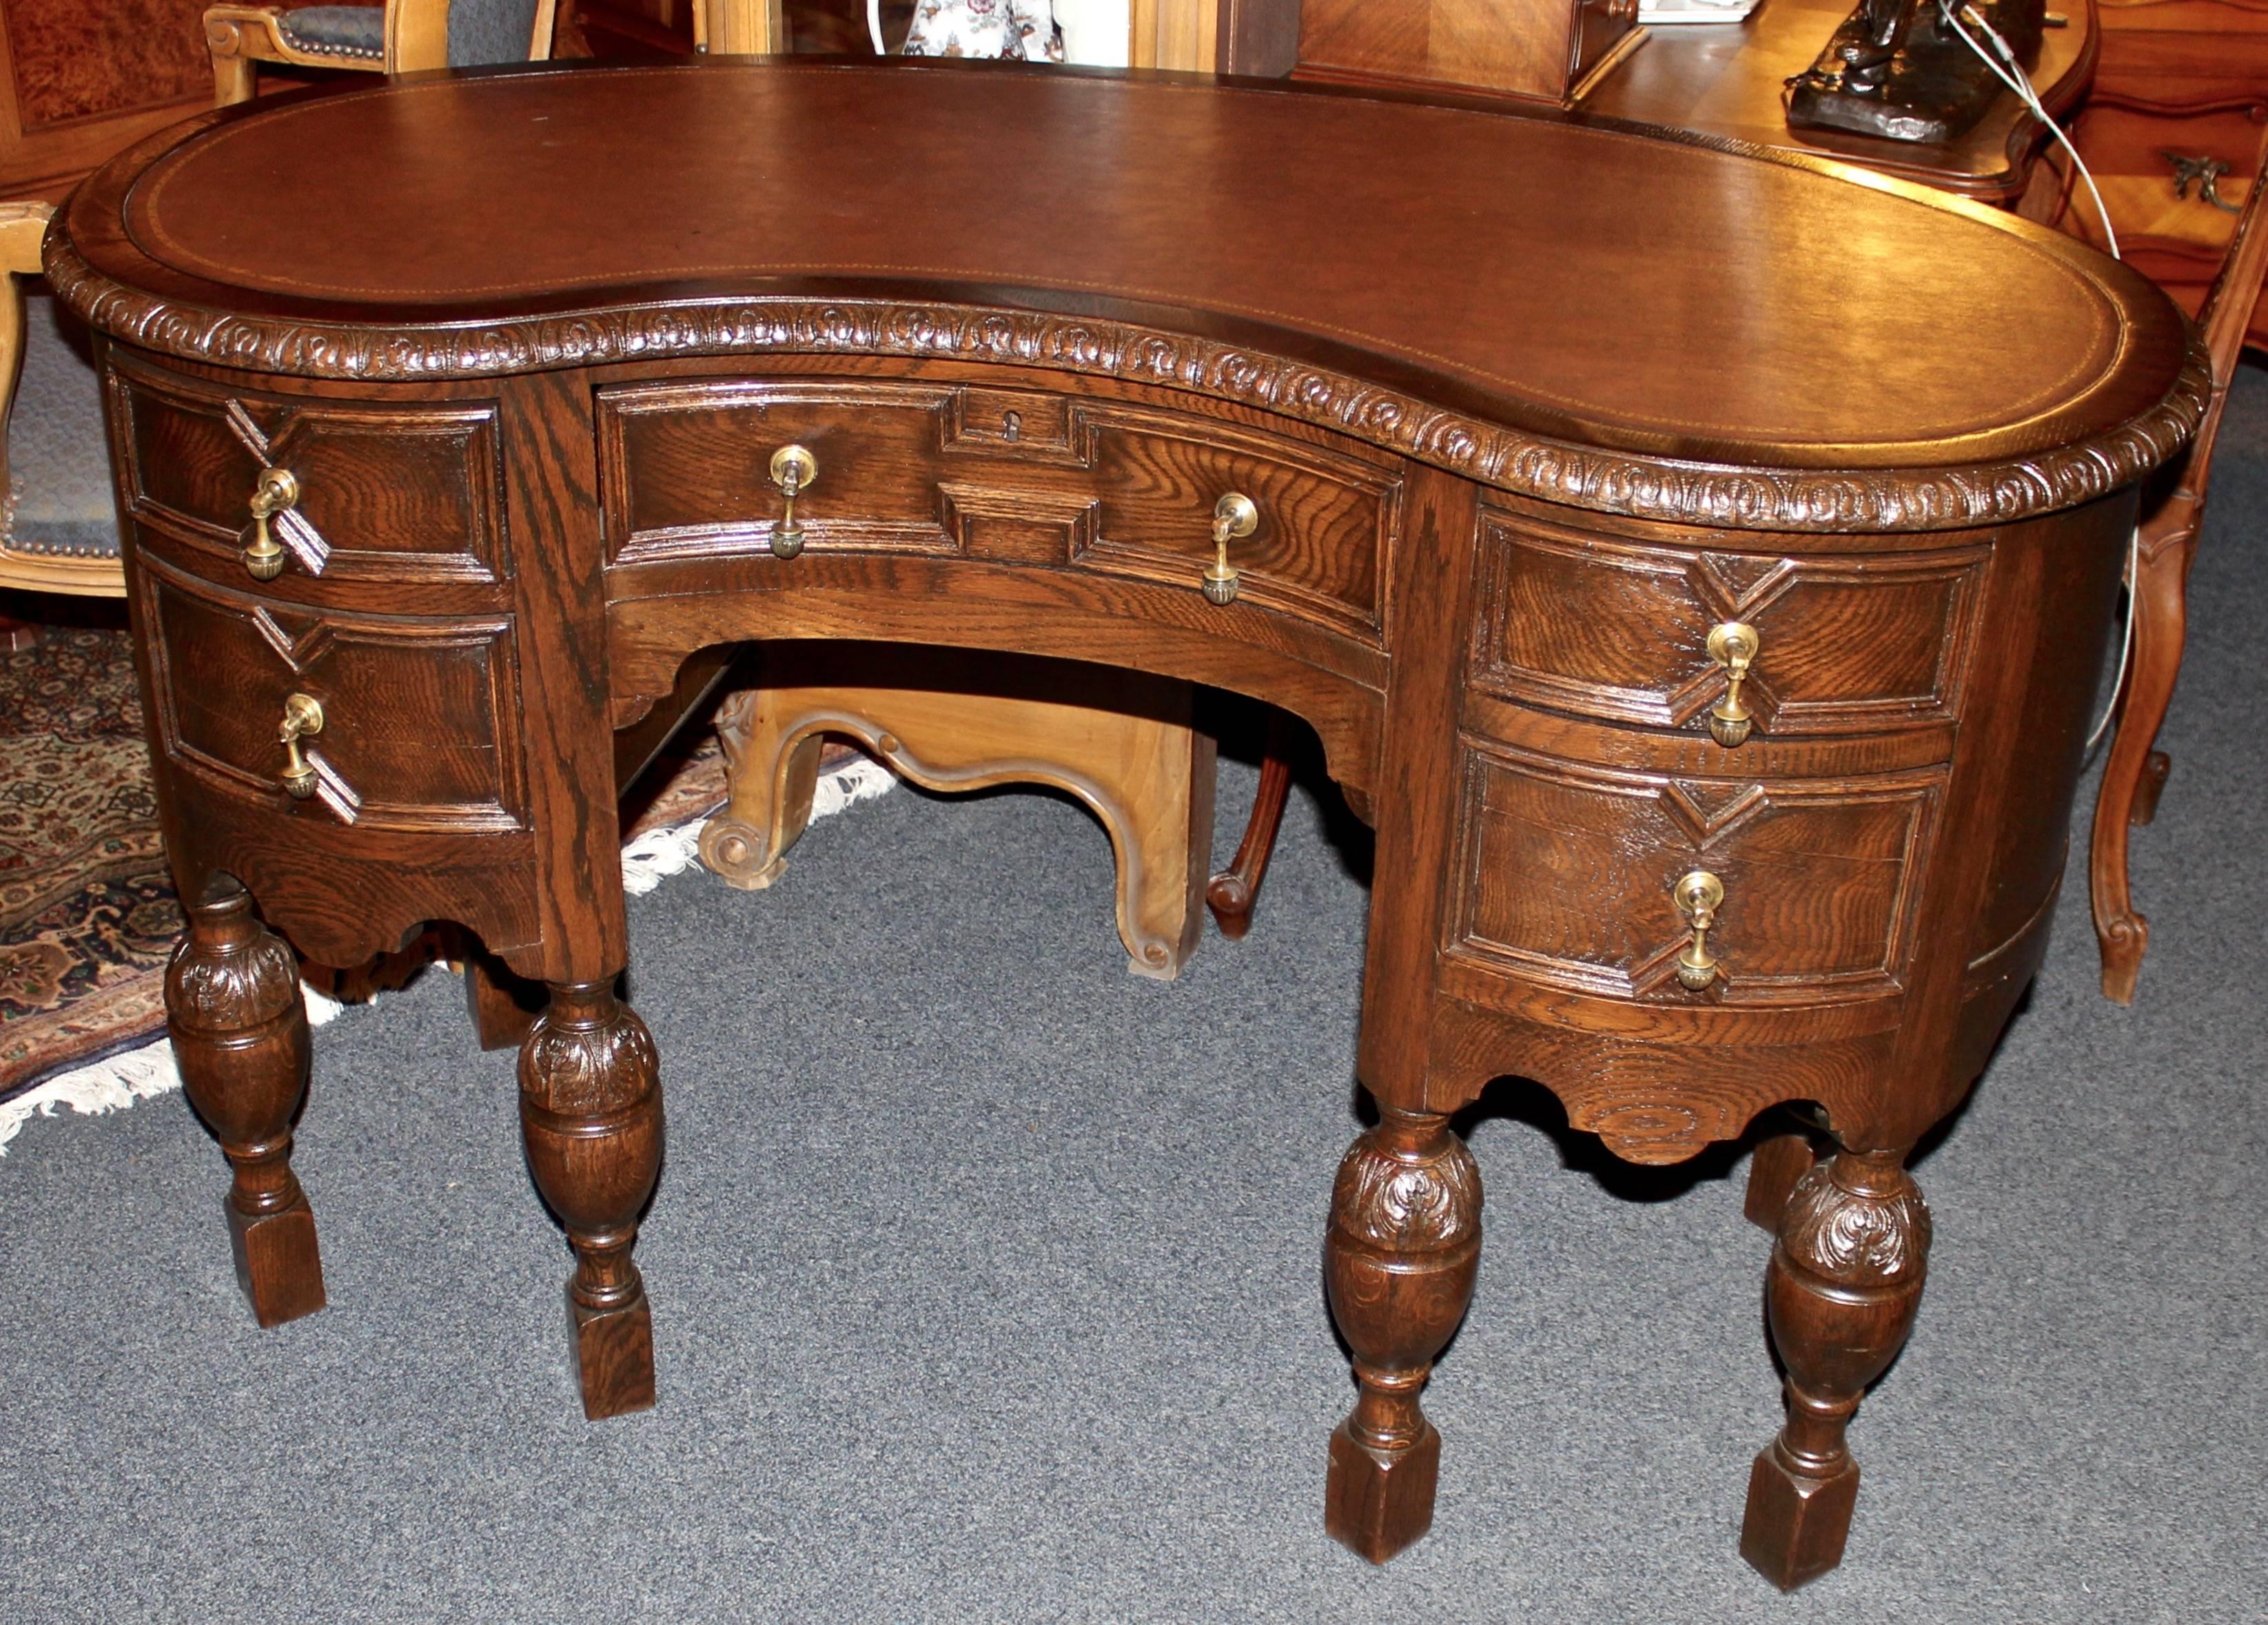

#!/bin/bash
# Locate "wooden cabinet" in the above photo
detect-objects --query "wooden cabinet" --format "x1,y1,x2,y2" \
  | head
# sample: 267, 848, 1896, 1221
2050, 0, 2268, 343
0, 0, 214, 198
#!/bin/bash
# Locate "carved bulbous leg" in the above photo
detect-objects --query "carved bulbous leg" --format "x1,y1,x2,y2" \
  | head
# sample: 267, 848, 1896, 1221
1322, 1108, 1483, 1563
165, 883, 325, 1328
1741, 1147, 1931, 1591
518, 980, 664, 1420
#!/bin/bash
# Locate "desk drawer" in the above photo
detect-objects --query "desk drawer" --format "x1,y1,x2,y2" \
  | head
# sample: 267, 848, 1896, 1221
1447, 742, 1943, 1007
137, 556, 524, 834
598, 376, 1400, 642
109, 356, 507, 590
1469, 512, 1988, 742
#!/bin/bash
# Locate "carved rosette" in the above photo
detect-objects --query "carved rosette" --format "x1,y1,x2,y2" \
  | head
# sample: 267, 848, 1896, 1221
43, 225, 2211, 535
1776, 1153, 1932, 1290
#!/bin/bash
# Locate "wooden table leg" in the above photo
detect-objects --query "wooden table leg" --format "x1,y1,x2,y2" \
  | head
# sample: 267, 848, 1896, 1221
518, 979, 663, 1420
165, 881, 327, 1328
1744, 1125, 1823, 1231
1322, 1107, 1483, 1562
1741, 1146, 1930, 1591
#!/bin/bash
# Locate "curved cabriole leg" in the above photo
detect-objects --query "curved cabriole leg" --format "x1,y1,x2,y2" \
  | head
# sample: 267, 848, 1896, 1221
1741, 1147, 1931, 1591
2091, 532, 2193, 1004
518, 980, 664, 1420
1322, 1107, 1483, 1563
165, 883, 326, 1328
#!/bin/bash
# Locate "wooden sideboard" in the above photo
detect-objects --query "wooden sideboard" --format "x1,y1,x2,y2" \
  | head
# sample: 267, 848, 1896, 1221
52, 59, 2197, 1588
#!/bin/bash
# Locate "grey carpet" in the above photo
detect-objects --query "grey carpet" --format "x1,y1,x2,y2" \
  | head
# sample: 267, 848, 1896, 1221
2, 374, 2263, 1624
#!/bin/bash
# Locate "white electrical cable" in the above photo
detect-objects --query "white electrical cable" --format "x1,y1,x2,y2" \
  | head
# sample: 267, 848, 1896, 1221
1939, 0, 2137, 748
1939, 1, 2118, 260
869, 0, 887, 52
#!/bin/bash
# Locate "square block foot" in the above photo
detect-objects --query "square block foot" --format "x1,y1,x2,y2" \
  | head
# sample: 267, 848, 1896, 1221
1325, 1420, 1440, 1564
570, 1289, 656, 1420
227, 1196, 326, 1328
1739, 1446, 1859, 1591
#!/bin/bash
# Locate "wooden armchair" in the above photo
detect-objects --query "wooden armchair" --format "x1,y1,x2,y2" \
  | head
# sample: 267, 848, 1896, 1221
2090, 118, 2268, 1003
205, 0, 557, 104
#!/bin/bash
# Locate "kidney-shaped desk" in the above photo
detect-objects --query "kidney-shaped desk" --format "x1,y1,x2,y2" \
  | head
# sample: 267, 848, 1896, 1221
50, 59, 2199, 1588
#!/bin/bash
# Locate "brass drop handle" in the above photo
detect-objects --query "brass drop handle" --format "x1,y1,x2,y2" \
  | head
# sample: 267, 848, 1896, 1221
1673, 869, 1725, 990
242, 467, 300, 582
1706, 620, 1761, 748
1202, 492, 1259, 606
768, 444, 817, 560
277, 692, 324, 800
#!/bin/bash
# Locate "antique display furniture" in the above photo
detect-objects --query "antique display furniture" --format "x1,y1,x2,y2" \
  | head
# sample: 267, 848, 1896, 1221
52, 59, 2199, 1587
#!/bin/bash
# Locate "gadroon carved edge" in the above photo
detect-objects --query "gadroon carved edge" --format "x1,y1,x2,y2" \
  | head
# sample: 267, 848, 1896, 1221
47, 236, 2210, 536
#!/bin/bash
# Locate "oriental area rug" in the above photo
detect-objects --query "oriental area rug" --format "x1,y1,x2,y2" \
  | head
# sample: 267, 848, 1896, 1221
0, 626, 890, 1149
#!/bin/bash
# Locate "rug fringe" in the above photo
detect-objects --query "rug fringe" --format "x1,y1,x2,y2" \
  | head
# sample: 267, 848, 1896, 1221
0, 764, 897, 1154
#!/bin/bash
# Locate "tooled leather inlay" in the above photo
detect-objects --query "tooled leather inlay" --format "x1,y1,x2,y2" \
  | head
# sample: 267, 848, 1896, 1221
102, 65, 2145, 456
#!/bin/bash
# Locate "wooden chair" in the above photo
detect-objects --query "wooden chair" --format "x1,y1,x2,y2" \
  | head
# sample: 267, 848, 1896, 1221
2090, 117, 2268, 1003
0, 198, 121, 648
205, 0, 558, 104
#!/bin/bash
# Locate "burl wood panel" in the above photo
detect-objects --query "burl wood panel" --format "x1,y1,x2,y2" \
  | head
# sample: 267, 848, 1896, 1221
1469, 515, 1988, 738
3, 0, 210, 128
1450, 743, 1942, 1005
139, 555, 527, 832
111, 358, 509, 589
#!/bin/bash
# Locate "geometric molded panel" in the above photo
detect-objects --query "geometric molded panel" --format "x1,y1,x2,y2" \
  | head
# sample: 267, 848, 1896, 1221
1447, 739, 1943, 1005
141, 556, 524, 833
108, 352, 507, 586
1467, 509, 1989, 739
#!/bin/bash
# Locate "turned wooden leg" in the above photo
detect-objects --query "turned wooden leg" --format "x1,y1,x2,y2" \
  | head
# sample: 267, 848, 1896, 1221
165, 883, 326, 1328
2091, 533, 2194, 1005
1206, 724, 1294, 942
1323, 1107, 1483, 1563
1741, 1147, 1930, 1591
518, 979, 664, 1420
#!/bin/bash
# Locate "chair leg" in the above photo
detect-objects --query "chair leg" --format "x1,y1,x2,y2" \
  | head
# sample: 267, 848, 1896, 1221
2130, 750, 2172, 828
1205, 717, 1295, 942
2091, 533, 2194, 1005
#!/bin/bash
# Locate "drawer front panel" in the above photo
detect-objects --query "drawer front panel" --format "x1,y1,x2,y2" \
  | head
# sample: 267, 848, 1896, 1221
110, 358, 506, 586
141, 558, 524, 832
600, 376, 1400, 642
1449, 742, 1943, 1005
1469, 513, 1988, 739
1076, 407, 1395, 640
601, 380, 960, 561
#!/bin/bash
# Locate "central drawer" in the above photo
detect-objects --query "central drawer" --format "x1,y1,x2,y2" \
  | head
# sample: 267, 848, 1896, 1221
596, 376, 1402, 642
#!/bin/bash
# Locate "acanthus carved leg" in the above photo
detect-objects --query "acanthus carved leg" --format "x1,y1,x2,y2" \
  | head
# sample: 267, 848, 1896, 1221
1741, 1147, 1931, 1591
518, 979, 664, 1420
165, 883, 326, 1328
1322, 1107, 1483, 1562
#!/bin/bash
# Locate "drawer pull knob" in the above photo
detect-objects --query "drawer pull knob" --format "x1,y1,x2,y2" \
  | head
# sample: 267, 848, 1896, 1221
768, 444, 817, 560
277, 692, 324, 800
1673, 869, 1726, 990
1706, 620, 1761, 748
1202, 492, 1260, 606
2166, 152, 2241, 214
242, 467, 300, 582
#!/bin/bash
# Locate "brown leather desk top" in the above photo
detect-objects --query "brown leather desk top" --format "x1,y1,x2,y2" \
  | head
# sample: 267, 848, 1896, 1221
54, 58, 2195, 499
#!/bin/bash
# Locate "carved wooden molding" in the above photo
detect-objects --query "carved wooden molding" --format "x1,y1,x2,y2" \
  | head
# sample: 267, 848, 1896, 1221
44, 234, 2213, 534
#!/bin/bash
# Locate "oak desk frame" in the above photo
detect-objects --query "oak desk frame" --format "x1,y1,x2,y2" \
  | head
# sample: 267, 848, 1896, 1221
49, 59, 2203, 1591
